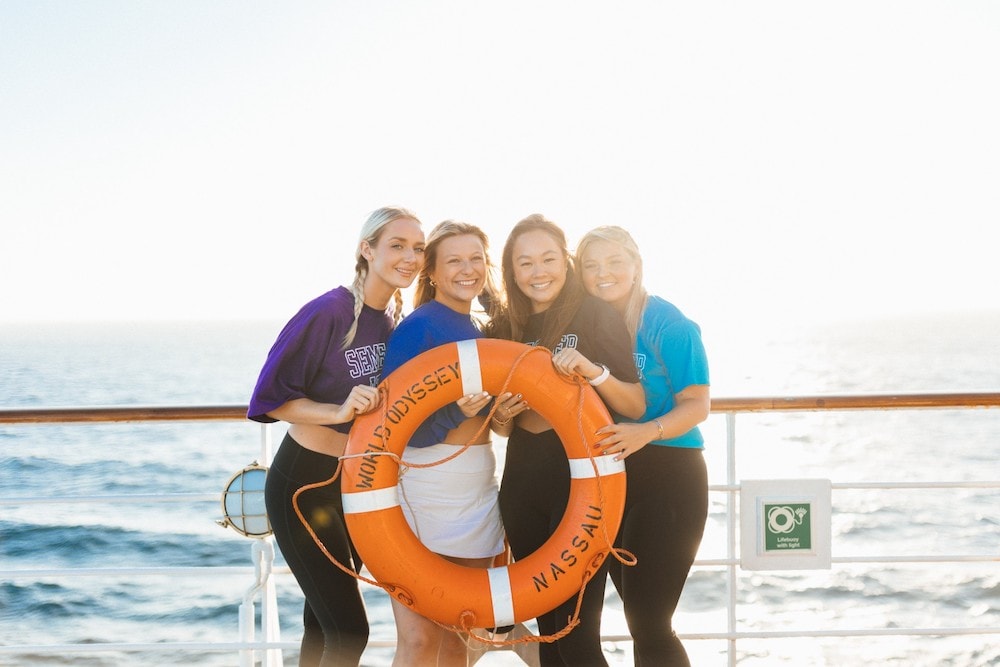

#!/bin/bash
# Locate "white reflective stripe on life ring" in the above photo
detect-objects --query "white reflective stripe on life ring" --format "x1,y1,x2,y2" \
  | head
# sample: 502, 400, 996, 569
568, 454, 625, 478
487, 566, 515, 628
456, 339, 484, 396
342, 485, 400, 514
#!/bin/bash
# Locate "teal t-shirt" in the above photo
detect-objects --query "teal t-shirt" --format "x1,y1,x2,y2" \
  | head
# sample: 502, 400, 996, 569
630, 295, 710, 449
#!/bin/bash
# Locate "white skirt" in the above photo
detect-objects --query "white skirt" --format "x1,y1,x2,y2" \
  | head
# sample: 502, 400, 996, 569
397, 442, 505, 559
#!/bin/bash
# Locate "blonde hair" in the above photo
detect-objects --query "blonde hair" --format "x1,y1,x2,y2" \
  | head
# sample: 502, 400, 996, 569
576, 225, 648, 341
413, 220, 502, 325
342, 206, 421, 348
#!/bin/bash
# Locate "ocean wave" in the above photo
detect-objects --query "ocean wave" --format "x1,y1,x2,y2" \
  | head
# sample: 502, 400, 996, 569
0, 521, 246, 568
2, 454, 225, 496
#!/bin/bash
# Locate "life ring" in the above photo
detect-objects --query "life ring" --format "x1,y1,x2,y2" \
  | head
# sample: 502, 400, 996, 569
341, 338, 626, 630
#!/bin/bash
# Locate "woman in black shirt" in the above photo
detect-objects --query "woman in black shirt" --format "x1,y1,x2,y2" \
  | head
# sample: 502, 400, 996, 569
487, 214, 644, 666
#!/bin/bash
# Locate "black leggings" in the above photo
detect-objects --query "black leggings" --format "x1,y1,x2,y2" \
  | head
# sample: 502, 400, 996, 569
608, 445, 708, 667
264, 433, 368, 667
499, 427, 610, 667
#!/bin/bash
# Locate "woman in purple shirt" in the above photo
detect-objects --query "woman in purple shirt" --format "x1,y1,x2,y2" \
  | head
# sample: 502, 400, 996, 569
248, 207, 425, 667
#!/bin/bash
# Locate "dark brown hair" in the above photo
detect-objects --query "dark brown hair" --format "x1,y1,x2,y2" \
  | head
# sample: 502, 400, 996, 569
487, 213, 583, 349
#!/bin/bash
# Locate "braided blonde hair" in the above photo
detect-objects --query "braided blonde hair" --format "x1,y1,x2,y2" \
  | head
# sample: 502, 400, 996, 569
341, 206, 421, 349
575, 225, 648, 341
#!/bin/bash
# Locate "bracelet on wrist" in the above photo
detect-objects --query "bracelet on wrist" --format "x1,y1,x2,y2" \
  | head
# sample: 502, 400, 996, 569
588, 363, 611, 387
492, 413, 512, 426
652, 418, 664, 440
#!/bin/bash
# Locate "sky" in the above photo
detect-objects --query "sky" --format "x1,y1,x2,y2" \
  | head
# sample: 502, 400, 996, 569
2, 1, 999, 336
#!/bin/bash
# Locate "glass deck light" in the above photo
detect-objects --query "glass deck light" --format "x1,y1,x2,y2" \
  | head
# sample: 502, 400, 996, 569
218, 461, 272, 538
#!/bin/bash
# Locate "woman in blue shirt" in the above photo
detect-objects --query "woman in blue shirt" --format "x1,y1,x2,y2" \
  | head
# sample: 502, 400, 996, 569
576, 225, 711, 667
381, 220, 507, 666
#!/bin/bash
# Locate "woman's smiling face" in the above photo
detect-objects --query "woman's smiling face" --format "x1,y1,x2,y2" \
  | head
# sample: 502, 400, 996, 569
578, 238, 636, 312
430, 233, 487, 313
365, 216, 425, 291
511, 229, 568, 313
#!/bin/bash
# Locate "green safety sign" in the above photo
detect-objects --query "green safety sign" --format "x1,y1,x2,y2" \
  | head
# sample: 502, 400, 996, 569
741, 479, 830, 570
763, 503, 811, 551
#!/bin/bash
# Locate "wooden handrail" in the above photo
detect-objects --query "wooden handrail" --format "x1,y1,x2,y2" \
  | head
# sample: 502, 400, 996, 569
0, 405, 249, 424
2, 393, 999, 424
710, 392, 1000, 411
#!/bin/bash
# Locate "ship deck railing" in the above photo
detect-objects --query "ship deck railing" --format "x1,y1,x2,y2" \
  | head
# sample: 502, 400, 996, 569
2, 393, 999, 666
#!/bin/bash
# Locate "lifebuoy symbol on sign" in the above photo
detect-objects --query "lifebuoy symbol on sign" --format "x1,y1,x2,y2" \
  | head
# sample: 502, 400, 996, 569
767, 505, 806, 534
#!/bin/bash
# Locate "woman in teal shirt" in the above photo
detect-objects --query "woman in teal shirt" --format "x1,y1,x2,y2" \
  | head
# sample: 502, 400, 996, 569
576, 225, 711, 667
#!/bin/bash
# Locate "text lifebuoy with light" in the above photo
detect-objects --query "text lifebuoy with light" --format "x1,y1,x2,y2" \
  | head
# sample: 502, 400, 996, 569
341, 338, 626, 630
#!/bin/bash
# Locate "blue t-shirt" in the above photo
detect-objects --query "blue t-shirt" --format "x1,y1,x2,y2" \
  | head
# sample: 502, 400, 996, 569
630, 295, 710, 449
383, 300, 485, 448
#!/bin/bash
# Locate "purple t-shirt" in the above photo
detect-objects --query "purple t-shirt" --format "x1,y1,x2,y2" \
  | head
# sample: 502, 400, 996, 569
247, 286, 394, 434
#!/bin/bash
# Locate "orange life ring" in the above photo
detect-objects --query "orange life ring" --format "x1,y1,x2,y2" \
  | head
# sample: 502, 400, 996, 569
341, 338, 626, 630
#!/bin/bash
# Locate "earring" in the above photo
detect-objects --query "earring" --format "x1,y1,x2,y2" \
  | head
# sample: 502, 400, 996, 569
430, 280, 437, 287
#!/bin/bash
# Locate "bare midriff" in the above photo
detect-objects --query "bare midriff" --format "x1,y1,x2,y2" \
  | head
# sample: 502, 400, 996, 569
443, 415, 492, 446
513, 410, 553, 434
288, 423, 350, 457
289, 414, 494, 457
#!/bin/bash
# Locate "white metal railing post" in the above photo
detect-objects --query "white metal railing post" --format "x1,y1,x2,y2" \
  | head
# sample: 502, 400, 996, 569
239, 540, 263, 667
259, 539, 283, 667
726, 412, 738, 667
239, 538, 284, 667
260, 422, 274, 466
258, 423, 284, 667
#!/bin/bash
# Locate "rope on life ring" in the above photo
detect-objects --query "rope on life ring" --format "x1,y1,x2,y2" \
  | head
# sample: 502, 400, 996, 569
339, 338, 628, 636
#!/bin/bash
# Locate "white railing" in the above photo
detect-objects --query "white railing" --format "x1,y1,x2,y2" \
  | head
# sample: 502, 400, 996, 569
1, 394, 999, 665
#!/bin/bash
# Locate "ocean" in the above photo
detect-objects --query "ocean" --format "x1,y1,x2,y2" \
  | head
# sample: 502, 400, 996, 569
2, 311, 999, 666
